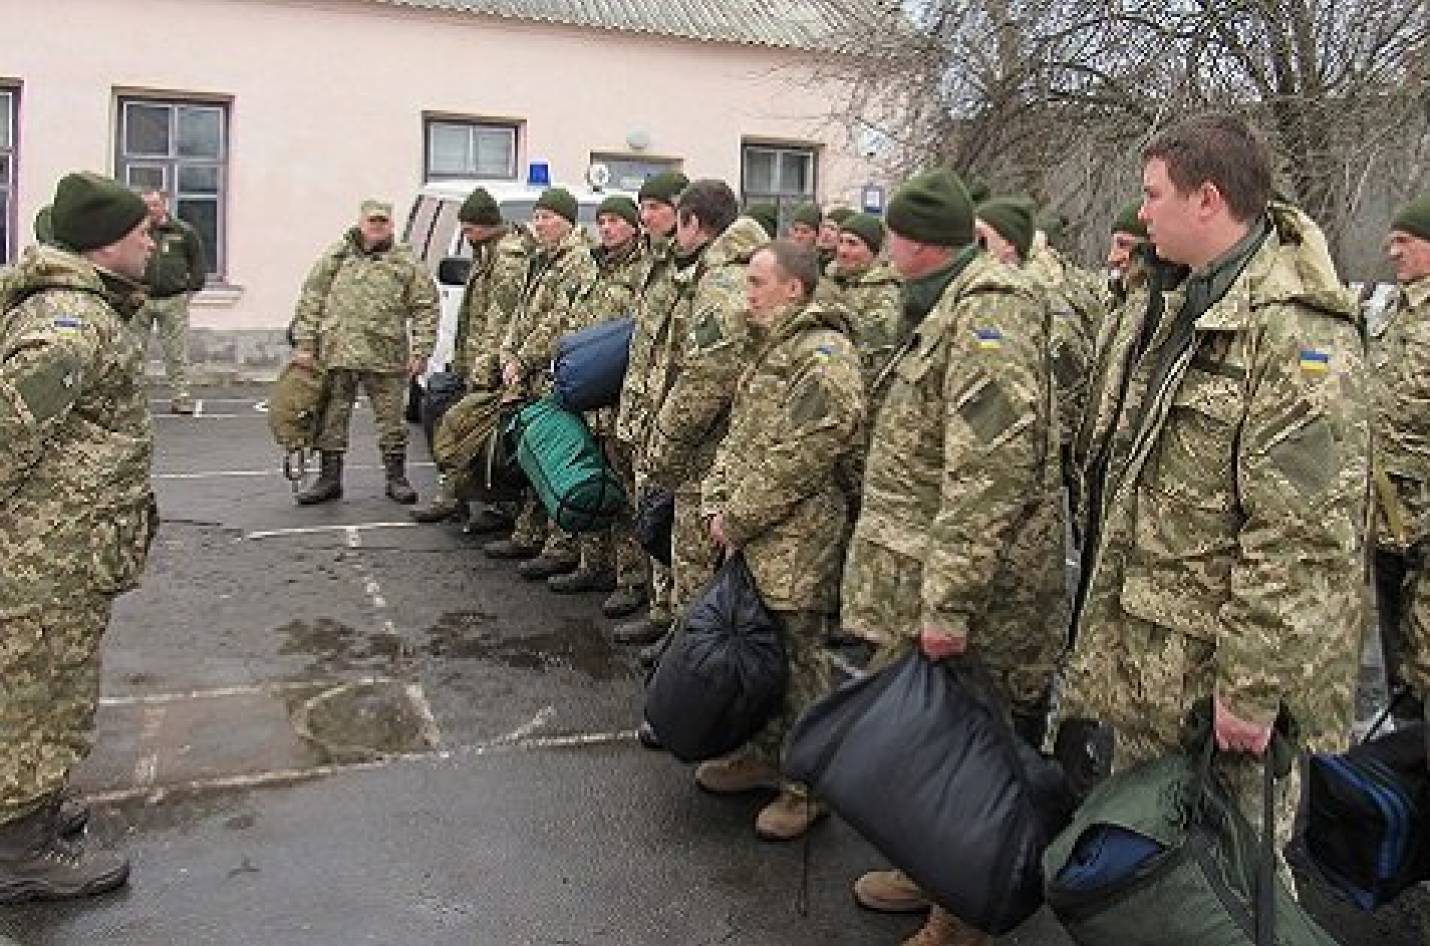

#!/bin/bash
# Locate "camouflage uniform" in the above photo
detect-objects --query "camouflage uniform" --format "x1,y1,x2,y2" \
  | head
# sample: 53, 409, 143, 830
817, 261, 905, 391
0, 246, 156, 824
500, 226, 597, 552
1060, 205, 1369, 858
1369, 276, 1430, 695
1025, 240, 1104, 458
456, 226, 532, 390
132, 215, 206, 403
703, 300, 865, 770
842, 248, 1066, 715
642, 216, 768, 613
290, 229, 438, 456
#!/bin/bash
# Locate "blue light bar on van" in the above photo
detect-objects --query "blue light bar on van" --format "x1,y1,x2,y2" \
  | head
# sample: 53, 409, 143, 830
527, 162, 551, 187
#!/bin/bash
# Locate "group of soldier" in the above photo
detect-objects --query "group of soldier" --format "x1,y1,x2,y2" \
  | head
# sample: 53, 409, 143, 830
4, 106, 1430, 946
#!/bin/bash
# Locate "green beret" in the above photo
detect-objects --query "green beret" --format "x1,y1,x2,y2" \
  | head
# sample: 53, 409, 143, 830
459, 187, 501, 226
790, 202, 821, 230
746, 203, 779, 239
1111, 200, 1148, 239
886, 170, 974, 248
1391, 193, 1430, 243
840, 213, 884, 253
51, 173, 148, 253
34, 205, 54, 246
637, 171, 689, 207
597, 195, 640, 229
825, 207, 856, 226
534, 187, 578, 225
977, 197, 1036, 261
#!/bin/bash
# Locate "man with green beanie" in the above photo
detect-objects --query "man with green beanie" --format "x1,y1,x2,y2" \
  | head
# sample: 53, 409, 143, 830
1106, 199, 1148, 303
974, 196, 1035, 264
786, 201, 821, 247
817, 205, 854, 270
745, 202, 779, 239
0, 171, 158, 901
412, 185, 532, 526
817, 212, 904, 400
1369, 192, 1430, 724
290, 198, 439, 506
132, 189, 206, 415
841, 170, 1064, 946
484, 187, 596, 569
612, 170, 689, 645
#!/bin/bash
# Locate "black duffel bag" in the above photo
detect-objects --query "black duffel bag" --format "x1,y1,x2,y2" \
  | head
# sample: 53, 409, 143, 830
634, 486, 675, 567
420, 371, 468, 451
1305, 720, 1430, 910
783, 651, 1073, 935
643, 553, 788, 763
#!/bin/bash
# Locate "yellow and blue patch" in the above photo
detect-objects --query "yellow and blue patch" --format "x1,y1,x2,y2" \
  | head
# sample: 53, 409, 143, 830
53, 315, 83, 336
813, 344, 834, 361
974, 327, 1003, 351
1298, 348, 1330, 375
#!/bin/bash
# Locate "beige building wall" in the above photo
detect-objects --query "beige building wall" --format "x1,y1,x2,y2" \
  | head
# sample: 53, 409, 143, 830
5, 0, 875, 330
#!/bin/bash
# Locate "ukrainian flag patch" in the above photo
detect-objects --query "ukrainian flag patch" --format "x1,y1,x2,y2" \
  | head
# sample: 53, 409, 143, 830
813, 345, 833, 360
53, 316, 83, 336
1298, 348, 1330, 375
975, 328, 1003, 351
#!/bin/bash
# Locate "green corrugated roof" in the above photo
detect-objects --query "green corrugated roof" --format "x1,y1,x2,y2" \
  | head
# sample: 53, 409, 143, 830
369, 0, 862, 50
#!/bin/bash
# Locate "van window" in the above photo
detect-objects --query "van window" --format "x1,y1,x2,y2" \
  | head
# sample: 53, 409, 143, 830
405, 196, 441, 262
427, 198, 464, 270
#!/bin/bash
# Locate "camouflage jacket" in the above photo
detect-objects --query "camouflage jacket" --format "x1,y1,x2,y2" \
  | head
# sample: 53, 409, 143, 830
1064, 204, 1368, 752
818, 261, 905, 393
1370, 276, 1430, 550
850, 250, 1064, 649
567, 238, 645, 334
615, 234, 680, 450
291, 229, 438, 372
500, 225, 597, 386
703, 301, 865, 612
0, 246, 155, 604
1026, 242, 1104, 449
642, 217, 768, 490
457, 226, 531, 389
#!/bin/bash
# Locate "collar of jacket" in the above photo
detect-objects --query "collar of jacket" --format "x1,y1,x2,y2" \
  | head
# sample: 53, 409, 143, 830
595, 237, 640, 272
1402, 274, 1430, 312
837, 260, 900, 288
747, 299, 852, 367
536, 224, 586, 264
9, 244, 143, 319
345, 228, 393, 258
902, 244, 978, 321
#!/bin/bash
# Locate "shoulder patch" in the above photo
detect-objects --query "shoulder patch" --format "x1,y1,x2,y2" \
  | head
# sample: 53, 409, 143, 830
689, 309, 726, 350
53, 315, 83, 335
1298, 347, 1330, 376
789, 374, 831, 426
974, 327, 1003, 351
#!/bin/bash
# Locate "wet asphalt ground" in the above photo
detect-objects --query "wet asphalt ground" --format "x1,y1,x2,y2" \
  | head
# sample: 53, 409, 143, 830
0, 385, 1425, 946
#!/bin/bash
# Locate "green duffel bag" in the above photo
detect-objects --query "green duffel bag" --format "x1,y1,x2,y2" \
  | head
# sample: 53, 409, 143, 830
1043, 705, 1336, 946
508, 396, 625, 533
267, 361, 328, 481
432, 389, 525, 503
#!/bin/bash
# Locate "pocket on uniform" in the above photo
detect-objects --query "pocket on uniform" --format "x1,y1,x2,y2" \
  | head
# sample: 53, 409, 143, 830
1152, 367, 1242, 508
91, 507, 150, 595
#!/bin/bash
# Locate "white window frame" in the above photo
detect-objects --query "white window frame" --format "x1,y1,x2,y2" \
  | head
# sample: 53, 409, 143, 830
424, 118, 519, 181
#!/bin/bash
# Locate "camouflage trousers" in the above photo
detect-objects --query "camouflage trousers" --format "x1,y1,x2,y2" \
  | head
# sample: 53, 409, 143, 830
1376, 548, 1430, 697
0, 594, 111, 825
750, 610, 833, 790
131, 293, 191, 398
672, 486, 719, 617
635, 469, 672, 625
315, 369, 409, 456
598, 438, 645, 590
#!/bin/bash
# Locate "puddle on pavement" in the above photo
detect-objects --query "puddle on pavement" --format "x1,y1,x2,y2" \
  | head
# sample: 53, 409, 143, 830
277, 617, 411, 673
426, 611, 628, 681
291, 679, 439, 763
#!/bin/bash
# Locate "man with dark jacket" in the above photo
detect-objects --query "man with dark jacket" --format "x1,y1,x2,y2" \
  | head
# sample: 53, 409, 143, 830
133, 189, 206, 414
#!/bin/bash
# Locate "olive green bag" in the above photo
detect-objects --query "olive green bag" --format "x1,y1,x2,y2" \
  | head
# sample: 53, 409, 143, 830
267, 362, 329, 483
432, 389, 525, 502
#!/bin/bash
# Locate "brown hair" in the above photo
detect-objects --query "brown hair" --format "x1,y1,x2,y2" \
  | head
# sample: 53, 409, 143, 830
760, 239, 820, 298
1142, 112, 1271, 222
676, 179, 739, 236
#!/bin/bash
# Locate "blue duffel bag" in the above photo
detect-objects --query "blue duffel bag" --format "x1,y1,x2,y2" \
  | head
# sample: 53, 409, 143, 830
552, 317, 634, 412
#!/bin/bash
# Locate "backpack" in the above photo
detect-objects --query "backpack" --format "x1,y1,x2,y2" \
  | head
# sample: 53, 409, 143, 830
267, 362, 329, 483
432, 389, 525, 503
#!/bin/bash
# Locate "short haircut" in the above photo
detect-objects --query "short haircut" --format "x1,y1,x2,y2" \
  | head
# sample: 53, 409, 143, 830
761, 240, 819, 298
676, 179, 739, 236
1142, 111, 1272, 222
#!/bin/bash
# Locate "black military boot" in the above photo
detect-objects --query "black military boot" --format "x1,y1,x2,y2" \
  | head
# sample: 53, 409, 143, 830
612, 616, 666, 645
410, 478, 459, 522
384, 453, 418, 504
0, 800, 129, 904
296, 451, 343, 505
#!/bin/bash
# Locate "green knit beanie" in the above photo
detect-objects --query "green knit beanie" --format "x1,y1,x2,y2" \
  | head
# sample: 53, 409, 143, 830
34, 204, 54, 245
534, 187, 578, 225
791, 202, 821, 230
825, 206, 856, 226
597, 195, 640, 229
458, 187, 502, 226
51, 172, 148, 252
886, 170, 974, 248
977, 197, 1036, 261
1111, 200, 1148, 239
637, 171, 689, 207
1391, 193, 1430, 243
840, 213, 884, 253
746, 203, 779, 238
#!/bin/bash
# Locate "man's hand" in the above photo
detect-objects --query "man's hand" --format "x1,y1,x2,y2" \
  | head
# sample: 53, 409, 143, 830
919, 624, 967, 661
709, 513, 731, 550
408, 355, 428, 379
1213, 693, 1273, 756
292, 351, 316, 369
502, 359, 522, 388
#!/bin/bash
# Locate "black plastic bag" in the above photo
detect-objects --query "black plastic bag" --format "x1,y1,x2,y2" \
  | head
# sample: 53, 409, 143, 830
421, 371, 468, 451
783, 652, 1073, 935
643, 554, 788, 763
635, 487, 675, 567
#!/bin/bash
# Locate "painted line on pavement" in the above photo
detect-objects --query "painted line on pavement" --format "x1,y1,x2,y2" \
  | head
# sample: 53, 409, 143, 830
132, 704, 167, 788
243, 522, 420, 540
155, 462, 435, 481
99, 678, 396, 707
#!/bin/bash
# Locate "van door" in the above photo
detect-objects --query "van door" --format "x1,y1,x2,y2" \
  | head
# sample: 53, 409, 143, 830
427, 198, 470, 379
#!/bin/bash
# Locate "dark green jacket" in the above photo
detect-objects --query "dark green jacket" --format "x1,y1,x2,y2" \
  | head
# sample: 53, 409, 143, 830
145, 217, 207, 298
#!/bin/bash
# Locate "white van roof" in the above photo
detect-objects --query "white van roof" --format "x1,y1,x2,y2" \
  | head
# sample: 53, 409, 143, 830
416, 178, 633, 205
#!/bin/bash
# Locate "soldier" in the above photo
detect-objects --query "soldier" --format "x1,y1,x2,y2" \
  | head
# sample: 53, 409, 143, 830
786, 202, 820, 248
289, 199, 438, 506
0, 172, 158, 901
613, 172, 689, 645
1105, 200, 1148, 306
132, 189, 207, 415
411, 187, 530, 526
484, 188, 596, 568
841, 171, 1063, 946
1061, 112, 1368, 891
694, 240, 865, 839
745, 202, 779, 240
818, 212, 903, 397
547, 195, 646, 602
1370, 192, 1430, 720
817, 206, 853, 270
640, 181, 767, 656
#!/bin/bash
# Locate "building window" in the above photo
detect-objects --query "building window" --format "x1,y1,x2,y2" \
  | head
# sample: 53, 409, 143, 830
590, 153, 682, 193
116, 96, 227, 280
425, 119, 518, 181
0, 88, 14, 265
741, 143, 817, 230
